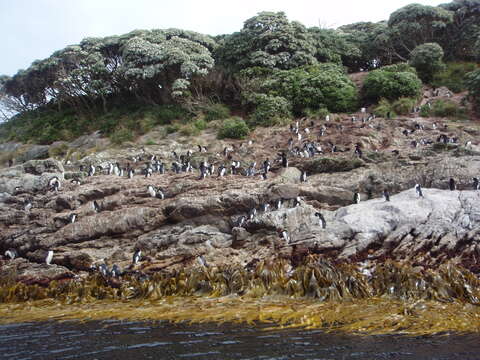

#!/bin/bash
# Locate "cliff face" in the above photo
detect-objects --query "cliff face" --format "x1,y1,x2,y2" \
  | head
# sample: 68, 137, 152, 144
1, 109, 480, 284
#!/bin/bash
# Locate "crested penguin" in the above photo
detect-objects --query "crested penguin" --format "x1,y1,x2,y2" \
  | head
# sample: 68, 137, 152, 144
415, 184, 423, 197
300, 170, 307, 183
236, 215, 246, 227
473, 177, 479, 190
48, 176, 61, 192
88, 164, 95, 177
147, 185, 157, 198
281, 153, 288, 168
275, 199, 282, 210
218, 165, 226, 177
98, 263, 109, 277
315, 212, 326, 229
132, 249, 142, 264
4, 249, 18, 260
449, 178, 456, 191
279, 230, 290, 243
45, 250, 54, 265
353, 192, 361, 204
24, 201, 32, 212
93, 200, 101, 213
261, 172, 267, 180
128, 168, 135, 179
248, 208, 257, 220
383, 190, 390, 202
111, 264, 121, 277
261, 203, 270, 212
68, 213, 77, 223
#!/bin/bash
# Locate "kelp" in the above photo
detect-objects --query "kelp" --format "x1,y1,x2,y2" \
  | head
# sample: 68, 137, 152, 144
1, 258, 480, 335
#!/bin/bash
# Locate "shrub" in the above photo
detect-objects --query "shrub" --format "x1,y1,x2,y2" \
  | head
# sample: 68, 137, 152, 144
249, 94, 292, 126
110, 127, 134, 145
165, 123, 181, 134
392, 97, 417, 115
409, 43, 445, 83
203, 103, 231, 121
431, 100, 466, 118
48, 143, 69, 158
260, 64, 358, 114
218, 117, 250, 139
153, 104, 190, 124
381, 63, 417, 75
304, 107, 330, 119
193, 117, 207, 131
431, 62, 477, 93
179, 124, 200, 137
373, 99, 395, 118
362, 70, 422, 102
465, 69, 480, 115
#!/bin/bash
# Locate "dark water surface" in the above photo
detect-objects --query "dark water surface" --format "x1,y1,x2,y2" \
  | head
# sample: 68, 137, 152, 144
1, 320, 479, 360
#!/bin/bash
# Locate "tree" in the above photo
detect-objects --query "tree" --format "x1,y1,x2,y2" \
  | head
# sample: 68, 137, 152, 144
439, 0, 480, 61
216, 12, 317, 71
409, 43, 446, 83
465, 69, 480, 114
388, 3, 453, 60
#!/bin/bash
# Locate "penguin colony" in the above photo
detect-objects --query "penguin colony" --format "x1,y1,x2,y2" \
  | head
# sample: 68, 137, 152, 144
3, 104, 479, 279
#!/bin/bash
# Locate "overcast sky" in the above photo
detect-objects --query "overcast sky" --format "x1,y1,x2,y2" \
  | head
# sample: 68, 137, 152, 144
1, 0, 443, 76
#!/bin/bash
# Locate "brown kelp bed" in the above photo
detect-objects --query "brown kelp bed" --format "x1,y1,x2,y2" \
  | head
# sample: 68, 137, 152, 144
1, 258, 480, 335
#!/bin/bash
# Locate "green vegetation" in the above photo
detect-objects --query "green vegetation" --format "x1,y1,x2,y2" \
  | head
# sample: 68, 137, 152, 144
363, 68, 422, 102
217, 117, 250, 139
1, 1, 480, 141
409, 43, 446, 83
431, 62, 477, 93
420, 99, 467, 119
465, 69, 480, 115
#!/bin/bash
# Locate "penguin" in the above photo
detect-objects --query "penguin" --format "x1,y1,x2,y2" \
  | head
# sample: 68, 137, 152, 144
132, 249, 142, 264
473, 177, 479, 190
128, 168, 135, 179
261, 203, 270, 212
415, 184, 423, 197
108, 163, 114, 175
24, 201, 32, 212
8, 159, 13, 167
279, 230, 290, 243
248, 208, 257, 220
68, 213, 77, 223
325, 115, 330, 122
45, 250, 54, 265
353, 192, 361, 204
111, 264, 121, 277
93, 200, 101, 213
354, 144, 363, 158
263, 159, 271, 174
196, 255, 209, 268
88, 164, 96, 177
294, 196, 302, 207
98, 263, 109, 277
449, 178, 456, 191
261, 173, 267, 180
4, 249, 18, 260
281, 152, 288, 168
218, 165, 226, 177
275, 199, 282, 210
147, 185, 157, 198
315, 212, 326, 229
300, 170, 307, 183
155, 189, 165, 199
145, 166, 153, 178
70, 179, 81, 185
236, 216, 246, 227
48, 176, 61, 192
383, 190, 390, 202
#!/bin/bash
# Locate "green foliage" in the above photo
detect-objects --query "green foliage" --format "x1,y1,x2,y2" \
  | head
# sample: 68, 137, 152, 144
110, 127, 134, 145
48, 143, 70, 158
373, 98, 395, 118
380, 63, 417, 74
392, 97, 417, 115
465, 69, 480, 114
304, 107, 330, 120
363, 69, 422, 102
260, 64, 358, 114
202, 103, 231, 121
409, 43, 446, 83
249, 94, 292, 126
217, 117, 250, 139
165, 123, 182, 134
193, 117, 207, 131
179, 123, 201, 137
421, 99, 467, 118
431, 62, 478, 93
217, 12, 317, 71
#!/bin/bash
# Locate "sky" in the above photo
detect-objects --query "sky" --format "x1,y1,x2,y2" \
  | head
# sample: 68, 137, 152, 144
1, 0, 444, 76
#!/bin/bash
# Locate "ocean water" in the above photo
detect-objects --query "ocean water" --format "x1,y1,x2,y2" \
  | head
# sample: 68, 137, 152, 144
1, 320, 479, 360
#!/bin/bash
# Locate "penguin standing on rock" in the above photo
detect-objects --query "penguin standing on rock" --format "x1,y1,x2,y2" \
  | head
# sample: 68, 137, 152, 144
68, 213, 77, 223
24, 201, 32, 212
132, 249, 142, 265
449, 178, 456, 191
248, 208, 257, 220
415, 184, 423, 197
88, 165, 95, 177
300, 171, 307, 183
93, 200, 101, 213
45, 250, 54, 265
111, 264, 121, 277
383, 190, 390, 202
473, 177, 479, 190
280, 153, 288, 168
279, 229, 291, 244
353, 192, 361, 204
315, 212, 326, 229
